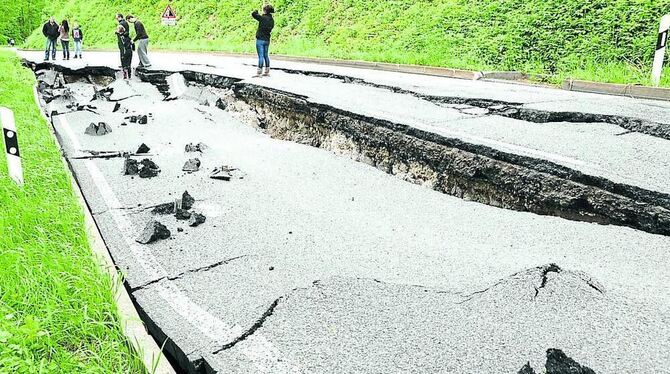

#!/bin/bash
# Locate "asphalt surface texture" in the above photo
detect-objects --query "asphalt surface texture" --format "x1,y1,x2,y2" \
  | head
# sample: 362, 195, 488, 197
22, 50, 670, 374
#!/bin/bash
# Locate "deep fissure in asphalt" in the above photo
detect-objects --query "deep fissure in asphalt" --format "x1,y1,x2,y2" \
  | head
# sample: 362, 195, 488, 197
26, 61, 670, 236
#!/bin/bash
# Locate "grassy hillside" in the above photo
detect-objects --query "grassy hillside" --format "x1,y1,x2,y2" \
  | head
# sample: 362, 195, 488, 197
23, 0, 670, 85
0, 0, 47, 43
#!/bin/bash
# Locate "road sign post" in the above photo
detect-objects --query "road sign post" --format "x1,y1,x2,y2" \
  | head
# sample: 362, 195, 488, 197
651, 14, 670, 86
0, 107, 24, 186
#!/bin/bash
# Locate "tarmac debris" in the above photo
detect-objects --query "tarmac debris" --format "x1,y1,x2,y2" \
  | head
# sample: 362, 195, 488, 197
182, 191, 195, 210
545, 349, 595, 374
175, 208, 192, 220
210, 165, 244, 181
152, 202, 175, 215
185, 142, 209, 152
138, 115, 148, 124
136, 143, 151, 154
182, 158, 201, 172
84, 122, 113, 136
517, 363, 536, 374
113, 102, 121, 112
188, 212, 206, 227
123, 158, 139, 175
136, 219, 171, 244
138, 159, 160, 178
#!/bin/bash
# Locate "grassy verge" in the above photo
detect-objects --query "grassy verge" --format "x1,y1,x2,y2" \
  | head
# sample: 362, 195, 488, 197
0, 48, 146, 373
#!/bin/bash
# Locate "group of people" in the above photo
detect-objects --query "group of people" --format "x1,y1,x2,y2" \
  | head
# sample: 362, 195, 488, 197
42, 17, 84, 60
41, 4, 275, 79
115, 13, 152, 79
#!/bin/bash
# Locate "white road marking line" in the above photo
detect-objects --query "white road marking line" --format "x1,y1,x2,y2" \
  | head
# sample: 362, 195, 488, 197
58, 116, 302, 373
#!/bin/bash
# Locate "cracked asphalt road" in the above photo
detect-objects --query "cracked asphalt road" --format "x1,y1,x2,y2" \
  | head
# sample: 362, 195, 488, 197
22, 51, 670, 373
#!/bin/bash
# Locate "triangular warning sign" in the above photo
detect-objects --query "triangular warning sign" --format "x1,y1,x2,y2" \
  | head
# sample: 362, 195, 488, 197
162, 4, 176, 19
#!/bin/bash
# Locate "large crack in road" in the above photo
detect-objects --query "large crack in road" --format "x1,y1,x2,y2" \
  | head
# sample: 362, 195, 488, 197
24, 56, 670, 373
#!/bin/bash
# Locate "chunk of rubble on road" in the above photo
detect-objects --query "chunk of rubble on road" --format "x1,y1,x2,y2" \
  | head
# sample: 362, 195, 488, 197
136, 219, 171, 244
138, 115, 148, 124
175, 208, 192, 220
138, 159, 160, 178
182, 158, 201, 172
188, 212, 206, 227
152, 202, 175, 215
185, 142, 208, 153
182, 191, 195, 210
123, 158, 139, 175
92, 86, 113, 101
136, 143, 150, 154
545, 349, 595, 374
113, 103, 121, 112
210, 165, 245, 181
517, 363, 536, 374
36, 70, 65, 88
127, 115, 138, 123
84, 122, 112, 136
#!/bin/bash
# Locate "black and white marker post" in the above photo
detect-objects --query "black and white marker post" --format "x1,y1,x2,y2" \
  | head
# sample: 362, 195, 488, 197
652, 14, 670, 86
0, 107, 24, 186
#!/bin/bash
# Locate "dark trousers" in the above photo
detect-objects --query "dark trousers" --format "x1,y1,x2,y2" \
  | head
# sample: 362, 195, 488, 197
61, 40, 70, 59
44, 38, 57, 60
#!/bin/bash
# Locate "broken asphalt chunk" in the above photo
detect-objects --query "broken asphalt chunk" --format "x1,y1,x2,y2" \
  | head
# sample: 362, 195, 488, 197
84, 122, 112, 136
182, 158, 201, 172
188, 212, 206, 227
152, 202, 175, 215
175, 208, 192, 220
185, 142, 208, 153
517, 363, 536, 374
545, 349, 595, 374
138, 159, 160, 178
182, 191, 195, 210
136, 143, 150, 154
136, 219, 171, 244
113, 102, 121, 112
123, 158, 139, 175
210, 165, 244, 181
138, 115, 148, 124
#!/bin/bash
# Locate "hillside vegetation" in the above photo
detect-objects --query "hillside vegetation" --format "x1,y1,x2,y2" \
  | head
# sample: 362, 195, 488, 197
21, 0, 670, 86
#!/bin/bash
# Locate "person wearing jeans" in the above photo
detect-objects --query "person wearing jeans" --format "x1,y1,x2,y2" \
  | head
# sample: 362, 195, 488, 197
59, 20, 70, 60
72, 23, 83, 58
42, 17, 59, 61
251, 5, 275, 77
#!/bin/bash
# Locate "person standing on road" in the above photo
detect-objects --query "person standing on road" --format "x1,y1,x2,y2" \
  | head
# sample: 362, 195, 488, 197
59, 20, 71, 60
72, 22, 84, 59
116, 25, 133, 79
116, 14, 130, 65
252, 4, 275, 77
126, 15, 151, 68
42, 17, 59, 61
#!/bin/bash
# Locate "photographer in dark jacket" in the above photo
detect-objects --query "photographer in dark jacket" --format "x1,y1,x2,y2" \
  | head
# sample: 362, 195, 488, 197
252, 4, 275, 77
42, 17, 59, 61
116, 25, 133, 79
126, 15, 151, 68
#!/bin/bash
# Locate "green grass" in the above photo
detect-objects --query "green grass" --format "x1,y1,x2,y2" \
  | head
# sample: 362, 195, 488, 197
0, 48, 146, 373
19, 0, 670, 87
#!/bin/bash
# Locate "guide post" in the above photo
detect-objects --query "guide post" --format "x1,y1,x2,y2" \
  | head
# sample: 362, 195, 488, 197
0, 107, 24, 186
651, 14, 670, 86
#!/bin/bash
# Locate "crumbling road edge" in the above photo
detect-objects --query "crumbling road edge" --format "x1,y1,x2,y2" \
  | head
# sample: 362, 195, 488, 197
31, 83, 177, 374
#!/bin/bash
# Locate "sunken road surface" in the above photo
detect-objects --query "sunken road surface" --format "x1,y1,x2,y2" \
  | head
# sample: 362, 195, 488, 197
22, 51, 670, 374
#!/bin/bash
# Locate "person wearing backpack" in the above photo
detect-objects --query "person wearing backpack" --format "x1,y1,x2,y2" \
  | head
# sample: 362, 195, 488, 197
59, 20, 71, 60
251, 4, 275, 77
72, 23, 84, 59
42, 17, 59, 61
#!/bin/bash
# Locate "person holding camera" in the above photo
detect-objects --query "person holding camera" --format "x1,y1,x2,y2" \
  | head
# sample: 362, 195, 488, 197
252, 4, 275, 77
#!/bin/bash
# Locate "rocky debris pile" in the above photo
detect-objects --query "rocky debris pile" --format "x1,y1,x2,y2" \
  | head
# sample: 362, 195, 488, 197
152, 191, 195, 215
136, 219, 171, 244
84, 122, 112, 136
139, 159, 160, 178
188, 213, 206, 227
185, 142, 208, 153
210, 165, 245, 181
36, 69, 65, 89
136, 143, 151, 154
182, 158, 201, 172
518, 349, 595, 374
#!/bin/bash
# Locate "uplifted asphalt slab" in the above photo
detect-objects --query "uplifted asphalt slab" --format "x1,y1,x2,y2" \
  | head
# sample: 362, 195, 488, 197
25, 52, 670, 373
